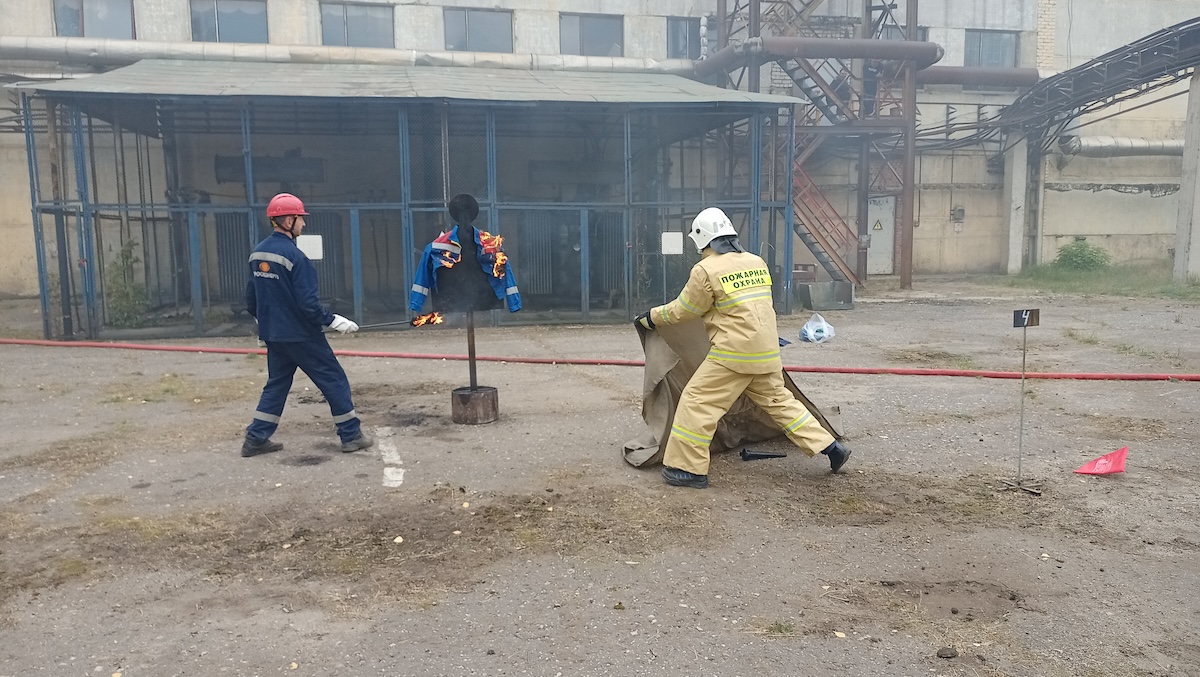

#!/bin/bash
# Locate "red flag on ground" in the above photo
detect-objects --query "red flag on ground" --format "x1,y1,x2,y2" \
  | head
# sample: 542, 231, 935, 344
1074, 447, 1128, 475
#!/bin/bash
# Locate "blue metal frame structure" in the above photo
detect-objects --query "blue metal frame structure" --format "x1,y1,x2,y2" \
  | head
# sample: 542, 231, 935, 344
20, 95, 53, 338
22, 95, 792, 338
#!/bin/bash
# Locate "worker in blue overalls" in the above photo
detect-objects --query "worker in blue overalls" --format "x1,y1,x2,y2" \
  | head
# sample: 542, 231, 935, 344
241, 192, 373, 457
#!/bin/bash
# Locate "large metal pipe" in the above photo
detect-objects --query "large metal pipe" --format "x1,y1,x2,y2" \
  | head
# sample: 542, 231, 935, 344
0, 35, 696, 75
917, 66, 1043, 87
695, 36, 944, 79
1059, 135, 1185, 157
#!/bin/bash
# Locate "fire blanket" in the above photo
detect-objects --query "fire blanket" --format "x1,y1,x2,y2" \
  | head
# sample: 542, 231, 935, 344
622, 320, 844, 468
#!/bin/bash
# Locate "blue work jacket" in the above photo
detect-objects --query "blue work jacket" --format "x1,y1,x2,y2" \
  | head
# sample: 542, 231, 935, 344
245, 231, 334, 341
409, 225, 522, 313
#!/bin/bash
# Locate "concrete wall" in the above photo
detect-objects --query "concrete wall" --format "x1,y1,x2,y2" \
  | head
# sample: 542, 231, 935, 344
1037, 0, 1200, 267
0, 133, 39, 297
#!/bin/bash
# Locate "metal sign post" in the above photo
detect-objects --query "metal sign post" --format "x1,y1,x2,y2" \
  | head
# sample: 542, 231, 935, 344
1002, 309, 1043, 495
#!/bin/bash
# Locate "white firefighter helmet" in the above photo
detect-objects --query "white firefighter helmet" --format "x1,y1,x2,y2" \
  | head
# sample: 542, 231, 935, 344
688, 207, 739, 252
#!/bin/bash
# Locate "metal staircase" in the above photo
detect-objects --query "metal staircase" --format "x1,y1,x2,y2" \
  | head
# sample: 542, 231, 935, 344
792, 165, 858, 284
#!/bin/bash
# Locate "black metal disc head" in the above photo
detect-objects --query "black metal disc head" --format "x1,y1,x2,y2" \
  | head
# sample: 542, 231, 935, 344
447, 193, 480, 225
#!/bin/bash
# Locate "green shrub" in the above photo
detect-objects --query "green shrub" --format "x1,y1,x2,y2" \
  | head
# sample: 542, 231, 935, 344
106, 240, 149, 328
1055, 240, 1111, 271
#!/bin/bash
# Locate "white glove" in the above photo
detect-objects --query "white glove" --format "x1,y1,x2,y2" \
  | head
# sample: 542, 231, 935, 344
328, 314, 359, 334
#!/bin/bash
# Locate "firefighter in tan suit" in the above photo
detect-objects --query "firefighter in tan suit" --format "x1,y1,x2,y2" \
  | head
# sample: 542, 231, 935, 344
635, 207, 851, 489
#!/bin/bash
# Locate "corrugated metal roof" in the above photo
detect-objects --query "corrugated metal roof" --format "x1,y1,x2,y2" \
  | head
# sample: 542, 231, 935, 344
22, 59, 797, 106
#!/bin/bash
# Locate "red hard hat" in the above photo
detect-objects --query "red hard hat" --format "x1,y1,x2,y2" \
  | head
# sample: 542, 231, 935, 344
267, 193, 309, 218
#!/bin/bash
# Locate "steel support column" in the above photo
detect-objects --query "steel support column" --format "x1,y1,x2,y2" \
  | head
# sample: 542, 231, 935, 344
749, 113, 763, 249
21, 95, 52, 338
350, 208, 364, 323
241, 106, 257, 244
899, 0, 918, 289
69, 106, 99, 337
486, 109, 498, 230
187, 210, 203, 332
579, 209, 590, 321
623, 111, 633, 318
783, 106, 796, 315
45, 101, 73, 337
857, 0, 873, 285
748, 0, 761, 92
398, 108, 415, 318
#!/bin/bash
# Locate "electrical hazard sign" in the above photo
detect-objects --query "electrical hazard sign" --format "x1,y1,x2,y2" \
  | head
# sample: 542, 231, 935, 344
872, 220, 884, 231
718, 268, 772, 294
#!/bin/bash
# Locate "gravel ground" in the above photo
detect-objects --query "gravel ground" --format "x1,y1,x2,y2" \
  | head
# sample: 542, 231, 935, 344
1, 278, 1199, 677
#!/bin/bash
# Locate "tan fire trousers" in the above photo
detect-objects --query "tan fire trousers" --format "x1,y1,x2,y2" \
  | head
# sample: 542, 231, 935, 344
663, 359, 836, 476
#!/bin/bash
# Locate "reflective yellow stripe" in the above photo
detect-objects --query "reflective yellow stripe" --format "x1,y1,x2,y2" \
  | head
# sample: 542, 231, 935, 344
658, 306, 671, 325
678, 295, 703, 315
670, 425, 712, 445
716, 289, 773, 308
785, 412, 812, 432
708, 349, 780, 362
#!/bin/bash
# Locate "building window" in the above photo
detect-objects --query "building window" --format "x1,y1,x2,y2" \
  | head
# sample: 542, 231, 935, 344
190, 0, 268, 43
667, 17, 701, 59
322, 3, 394, 48
881, 25, 928, 42
54, 0, 135, 39
444, 8, 514, 53
560, 13, 623, 57
965, 30, 1019, 68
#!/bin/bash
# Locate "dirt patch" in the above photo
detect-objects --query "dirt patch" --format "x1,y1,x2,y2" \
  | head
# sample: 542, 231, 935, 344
884, 348, 980, 370
1084, 414, 1169, 442
280, 454, 331, 467
729, 470, 1125, 543
0, 425, 135, 477
0, 483, 719, 610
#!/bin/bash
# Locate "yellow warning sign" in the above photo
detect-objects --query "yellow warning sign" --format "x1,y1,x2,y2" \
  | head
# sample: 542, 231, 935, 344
872, 220, 884, 231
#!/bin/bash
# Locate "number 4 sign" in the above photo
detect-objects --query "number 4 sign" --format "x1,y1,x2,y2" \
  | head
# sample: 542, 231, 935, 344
1013, 309, 1040, 328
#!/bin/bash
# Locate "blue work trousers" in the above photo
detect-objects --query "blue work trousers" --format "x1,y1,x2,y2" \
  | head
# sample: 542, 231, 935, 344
245, 338, 361, 444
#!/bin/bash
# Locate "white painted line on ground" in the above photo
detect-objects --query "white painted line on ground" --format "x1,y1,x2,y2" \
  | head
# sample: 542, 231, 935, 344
377, 426, 405, 487
383, 467, 407, 487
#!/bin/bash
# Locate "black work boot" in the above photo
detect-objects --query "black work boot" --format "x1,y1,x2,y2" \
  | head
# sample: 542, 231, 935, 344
241, 437, 283, 458
820, 441, 852, 473
340, 432, 374, 453
662, 466, 709, 489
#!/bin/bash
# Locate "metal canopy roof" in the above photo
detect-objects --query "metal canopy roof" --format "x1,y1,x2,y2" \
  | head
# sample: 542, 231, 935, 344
20, 59, 797, 106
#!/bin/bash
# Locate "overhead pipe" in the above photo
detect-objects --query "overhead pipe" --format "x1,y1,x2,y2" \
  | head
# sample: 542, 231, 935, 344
2, 338, 1199, 381
1058, 135, 1185, 157
695, 36, 944, 79
917, 66, 1043, 88
0, 35, 696, 75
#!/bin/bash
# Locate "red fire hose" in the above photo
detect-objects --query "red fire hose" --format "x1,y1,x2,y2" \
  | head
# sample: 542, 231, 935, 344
2, 337, 1197, 382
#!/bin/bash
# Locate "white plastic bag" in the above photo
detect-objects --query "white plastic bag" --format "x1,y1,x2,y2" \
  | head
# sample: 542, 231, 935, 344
800, 313, 835, 344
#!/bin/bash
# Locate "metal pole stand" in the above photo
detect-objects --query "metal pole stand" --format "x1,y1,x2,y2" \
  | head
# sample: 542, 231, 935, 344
1001, 311, 1043, 495
451, 310, 499, 425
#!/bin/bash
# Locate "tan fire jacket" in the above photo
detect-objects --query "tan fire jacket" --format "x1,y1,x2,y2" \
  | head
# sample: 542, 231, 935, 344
650, 250, 780, 374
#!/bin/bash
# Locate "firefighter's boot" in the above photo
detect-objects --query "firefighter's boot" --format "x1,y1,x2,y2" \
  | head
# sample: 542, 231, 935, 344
820, 441, 852, 473
662, 466, 709, 489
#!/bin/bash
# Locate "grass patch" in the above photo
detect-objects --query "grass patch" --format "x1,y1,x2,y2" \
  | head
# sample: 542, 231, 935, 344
999, 260, 1200, 299
1062, 328, 1100, 345
101, 374, 261, 405
765, 620, 795, 635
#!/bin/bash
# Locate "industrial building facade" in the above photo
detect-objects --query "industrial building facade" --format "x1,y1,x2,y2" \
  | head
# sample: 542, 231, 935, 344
2, 0, 1199, 338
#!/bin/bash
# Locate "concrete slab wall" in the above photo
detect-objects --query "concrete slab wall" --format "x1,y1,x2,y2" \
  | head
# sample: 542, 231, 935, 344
0, 133, 39, 297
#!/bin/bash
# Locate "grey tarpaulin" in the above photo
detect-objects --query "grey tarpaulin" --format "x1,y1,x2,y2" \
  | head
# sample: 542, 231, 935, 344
622, 321, 844, 467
